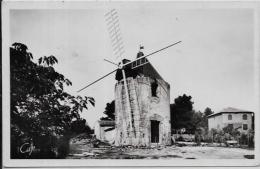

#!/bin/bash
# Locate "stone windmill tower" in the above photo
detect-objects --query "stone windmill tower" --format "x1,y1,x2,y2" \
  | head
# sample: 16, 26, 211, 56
78, 9, 181, 147
114, 50, 171, 146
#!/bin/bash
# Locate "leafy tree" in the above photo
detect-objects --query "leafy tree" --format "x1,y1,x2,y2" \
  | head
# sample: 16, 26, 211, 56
10, 43, 94, 158
170, 94, 194, 133
203, 107, 214, 129
100, 100, 115, 121
191, 111, 204, 131
204, 107, 214, 117
190, 107, 214, 131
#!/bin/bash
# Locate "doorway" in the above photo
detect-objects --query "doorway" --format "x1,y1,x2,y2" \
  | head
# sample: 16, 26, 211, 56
151, 120, 160, 143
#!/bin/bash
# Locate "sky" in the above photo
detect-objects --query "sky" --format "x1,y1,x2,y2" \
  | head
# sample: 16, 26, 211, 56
10, 3, 257, 127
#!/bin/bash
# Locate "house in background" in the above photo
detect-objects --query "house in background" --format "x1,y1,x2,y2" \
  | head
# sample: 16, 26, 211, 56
207, 107, 254, 133
94, 120, 115, 143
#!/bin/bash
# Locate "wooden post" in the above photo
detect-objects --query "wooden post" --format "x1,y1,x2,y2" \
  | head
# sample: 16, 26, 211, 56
121, 68, 133, 144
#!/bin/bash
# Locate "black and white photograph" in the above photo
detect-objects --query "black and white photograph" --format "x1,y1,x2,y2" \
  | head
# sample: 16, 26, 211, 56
2, 1, 260, 167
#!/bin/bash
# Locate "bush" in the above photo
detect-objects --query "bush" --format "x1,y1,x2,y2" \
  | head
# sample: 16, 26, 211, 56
239, 133, 248, 145
57, 136, 70, 158
176, 136, 184, 141
248, 135, 254, 148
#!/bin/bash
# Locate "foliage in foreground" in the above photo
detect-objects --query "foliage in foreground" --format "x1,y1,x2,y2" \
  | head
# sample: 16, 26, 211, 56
10, 43, 94, 158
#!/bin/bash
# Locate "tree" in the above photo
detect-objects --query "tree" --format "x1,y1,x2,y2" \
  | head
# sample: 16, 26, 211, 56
203, 107, 214, 129
222, 125, 240, 137
192, 107, 214, 130
170, 94, 194, 133
100, 100, 115, 121
204, 107, 214, 117
71, 118, 92, 134
191, 110, 204, 131
10, 43, 94, 158
190, 107, 214, 131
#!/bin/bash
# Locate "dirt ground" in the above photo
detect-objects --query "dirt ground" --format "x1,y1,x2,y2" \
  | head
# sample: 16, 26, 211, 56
67, 138, 254, 159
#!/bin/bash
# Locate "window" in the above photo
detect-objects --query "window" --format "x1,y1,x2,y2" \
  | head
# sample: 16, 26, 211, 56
151, 79, 158, 97
228, 114, 232, 120
243, 114, 247, 120
132, 61, 136, 68
141, 58, 146, 64
137, 59, 140, 66
243, 124, 248, 130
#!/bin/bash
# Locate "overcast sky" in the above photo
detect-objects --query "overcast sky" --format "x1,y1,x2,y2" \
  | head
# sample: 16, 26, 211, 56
10, 3, 257, 127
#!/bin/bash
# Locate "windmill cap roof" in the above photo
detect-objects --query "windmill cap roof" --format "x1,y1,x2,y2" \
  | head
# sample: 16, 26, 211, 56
207, 107, 253, 118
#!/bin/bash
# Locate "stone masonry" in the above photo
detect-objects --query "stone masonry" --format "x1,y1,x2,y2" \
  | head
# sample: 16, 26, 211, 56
114, 76, 171, 146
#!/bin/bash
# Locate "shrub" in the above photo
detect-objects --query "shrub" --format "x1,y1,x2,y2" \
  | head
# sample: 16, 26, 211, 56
239, 133, 248, 145
176, 136, 184, 141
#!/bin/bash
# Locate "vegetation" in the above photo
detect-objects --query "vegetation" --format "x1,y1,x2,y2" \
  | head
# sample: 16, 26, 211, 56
100, 100, 115, 121
170, 94, 214, 134
193, 127, 254, 148
10, 43, 94, 158
170, 94, 194, 133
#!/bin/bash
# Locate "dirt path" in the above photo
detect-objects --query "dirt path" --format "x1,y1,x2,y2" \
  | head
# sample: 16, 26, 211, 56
67, 141, 254, 159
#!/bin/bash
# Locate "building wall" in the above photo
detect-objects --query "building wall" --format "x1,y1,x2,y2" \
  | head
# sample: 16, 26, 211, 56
208, 115, 223, 131
208, 113, 253, 133
222, 113, 253, 133
94, 122, 116, 143
94, 121, 102, 140
114, 76, 171, 146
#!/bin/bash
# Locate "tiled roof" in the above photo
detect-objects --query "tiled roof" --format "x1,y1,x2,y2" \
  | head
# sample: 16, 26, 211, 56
207, 107, 253, 118
115, 58, 165, 81
220, 107, 252, 113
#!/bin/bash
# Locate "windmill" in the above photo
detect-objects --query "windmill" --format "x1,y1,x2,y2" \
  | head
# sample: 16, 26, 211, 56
78, 9, 181, 146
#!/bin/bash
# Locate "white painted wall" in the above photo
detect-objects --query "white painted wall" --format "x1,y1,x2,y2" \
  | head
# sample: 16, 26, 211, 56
208, 115, 223, 131
94, 121, 116, 142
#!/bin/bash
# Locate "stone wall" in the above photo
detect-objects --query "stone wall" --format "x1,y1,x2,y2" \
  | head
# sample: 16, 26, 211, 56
114, 76, 171, 146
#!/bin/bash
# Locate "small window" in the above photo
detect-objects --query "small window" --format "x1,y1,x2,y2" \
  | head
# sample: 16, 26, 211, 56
151, 79, 158, 97
228, 114, 232, 120
137, 59, 140, 66
132, 61, 136, 68
141, 58, 145, 64
243, 114, 247, 120
243, 124, 248, 130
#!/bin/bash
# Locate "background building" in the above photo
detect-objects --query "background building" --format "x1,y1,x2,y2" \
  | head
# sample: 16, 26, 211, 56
94, 120, 115, 143
207, 107, 254, 133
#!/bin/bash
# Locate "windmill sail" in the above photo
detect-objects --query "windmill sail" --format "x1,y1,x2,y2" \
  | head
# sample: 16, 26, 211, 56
105, 9, 125, 60
77, 41, 181, 92
77, 69, 118, 92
